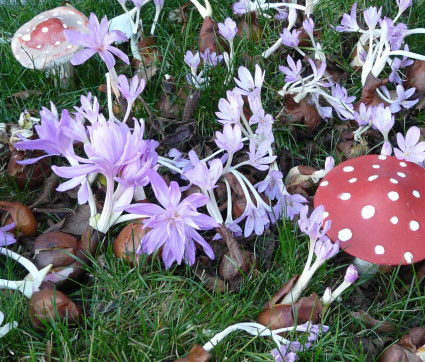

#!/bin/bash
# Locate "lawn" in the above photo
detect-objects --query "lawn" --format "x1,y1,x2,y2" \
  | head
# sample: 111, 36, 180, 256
1, 0, 425, 360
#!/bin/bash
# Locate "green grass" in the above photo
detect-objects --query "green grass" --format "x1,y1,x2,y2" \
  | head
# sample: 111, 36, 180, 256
2, 0, 425, 360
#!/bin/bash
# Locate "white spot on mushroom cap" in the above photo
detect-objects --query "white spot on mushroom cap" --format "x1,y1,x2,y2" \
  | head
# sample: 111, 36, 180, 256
68, 10, 76, 14
63, 24, 68, 28
343, 166, 354, 172
413, 190, 420, 198
323, 212, 329, 219
372, 165, 380, 169
390, 178, 398, 184
404, 252, 413, 263
338, 228, 352, 241
361, 205, 375, 219
77, 20, 83, 25
339, 193, 351, 200
379, 155, 387, 160
390, 216, 398, 224
66, 45, 72, 49
42, 27, 48, 33
375, 245, 385, 254
410, 221, 419, 231
55, 41, 61, 46
349, 178, 357, 183
36, 45, 41, 49
388, 191, 399, 201
368, 175, 379, 181
400, 162, 407, 167
320, 181, 329, 187
397, 172, 406, 178
22, 34, 31, 41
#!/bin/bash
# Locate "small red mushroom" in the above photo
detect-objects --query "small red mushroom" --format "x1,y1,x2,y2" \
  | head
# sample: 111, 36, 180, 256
11, 7, 89, 86
314, 155, 425, 266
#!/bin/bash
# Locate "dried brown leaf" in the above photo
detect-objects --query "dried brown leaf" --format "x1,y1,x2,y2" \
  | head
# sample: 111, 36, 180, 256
350, 310, 395, 333
174, 345, 211, 362
60, 204, 91, 236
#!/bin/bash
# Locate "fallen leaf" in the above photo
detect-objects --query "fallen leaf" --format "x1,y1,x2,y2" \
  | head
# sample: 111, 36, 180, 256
378, 327, 425, 362
60, 205, 91, 236
174, 344, 211, 362
350, 310, 395, 333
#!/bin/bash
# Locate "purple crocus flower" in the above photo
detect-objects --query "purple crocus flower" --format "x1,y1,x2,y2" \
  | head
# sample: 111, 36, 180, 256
335, 2, 359, 32
184, 159, 223, 191
15, 103, 76, 165
314, 236, 339, 262
201, 49, 223, 66
381, 141, 393, 156
235, 202, 270, 237
397, 0, 412, 13
250, 109, 274, 136
394, 126, 425, 163
121, 171, 218, 268
218, 18, 238, 42
328, 84, 355, 120
74, 93, 100, 124
256, 170, 283, 200
363, 6, 382, 30
303, 17, 314, 37
215, 124, 243, 154
132, 0, 145, 9
216, 90, 244, 125
234, 64, 265, 96
271, 343, 299, 362
65, 13, 129, 69
280, 28, 301, 48
345, 264, 358, 283
116, 74, 146, 104
298, 205, 330, 241
279, 55, 302, 83
184, 50, 201, 74
385, 18, 407, 51
52, 120, 141, 196
0, 223, 16, 247
372, 105, 394, 140
389, 85, 419, 113
275, 9, 288, 20
354, 103, 372, 126
247, 138, 276, 171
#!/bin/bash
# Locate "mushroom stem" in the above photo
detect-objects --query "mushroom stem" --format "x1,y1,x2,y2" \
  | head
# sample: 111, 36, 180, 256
49, 63, 75, 89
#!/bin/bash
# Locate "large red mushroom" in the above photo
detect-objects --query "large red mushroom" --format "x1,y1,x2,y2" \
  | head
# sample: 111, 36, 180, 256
11, 7, 89, 86
314, 155, 425, 268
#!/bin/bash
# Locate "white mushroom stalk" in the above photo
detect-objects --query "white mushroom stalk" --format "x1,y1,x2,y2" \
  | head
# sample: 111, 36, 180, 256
0, 248, 52, 299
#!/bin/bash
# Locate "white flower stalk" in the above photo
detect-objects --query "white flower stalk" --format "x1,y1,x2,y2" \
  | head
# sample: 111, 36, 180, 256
0, 248, 52, 299
203, 322, 296, 351
0, 311, 18, 339
190, 0, 212, 18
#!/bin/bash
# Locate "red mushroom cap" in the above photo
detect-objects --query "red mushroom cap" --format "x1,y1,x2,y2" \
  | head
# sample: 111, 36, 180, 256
314, 155, 425, 265
11, 7, 89, 70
